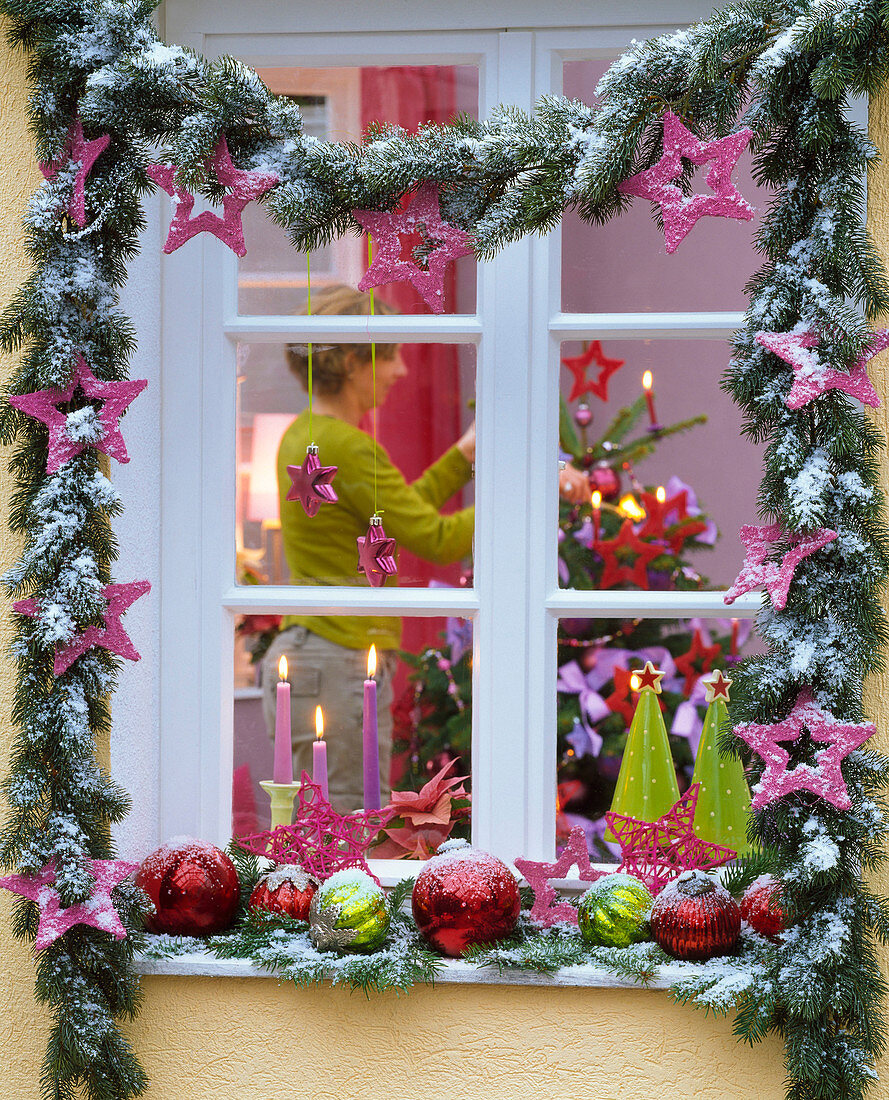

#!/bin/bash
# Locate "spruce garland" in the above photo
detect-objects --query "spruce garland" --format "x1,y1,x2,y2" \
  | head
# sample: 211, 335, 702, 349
0, 1, 887, 1099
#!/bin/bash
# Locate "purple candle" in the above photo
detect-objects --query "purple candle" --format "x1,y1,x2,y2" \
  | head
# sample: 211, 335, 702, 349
312, 705, 329, 801
362, 645, 381, 811
272, 655, 293, 785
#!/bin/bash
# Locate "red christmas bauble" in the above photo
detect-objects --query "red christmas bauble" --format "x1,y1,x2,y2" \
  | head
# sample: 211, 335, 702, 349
249, 864, 317, 922
412, 839, 520, 957
589, 462, 621, 502
135, 839, 241, 936
650, 870, 741, 961
740, 875, 787, 940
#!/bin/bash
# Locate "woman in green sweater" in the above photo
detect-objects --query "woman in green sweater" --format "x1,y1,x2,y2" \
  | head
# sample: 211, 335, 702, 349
261, 286, 476, 812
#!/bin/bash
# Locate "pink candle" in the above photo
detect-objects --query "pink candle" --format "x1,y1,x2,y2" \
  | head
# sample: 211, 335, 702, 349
272, 655, 293, 785
363, 645, 381, 811
312, 705, 329, 801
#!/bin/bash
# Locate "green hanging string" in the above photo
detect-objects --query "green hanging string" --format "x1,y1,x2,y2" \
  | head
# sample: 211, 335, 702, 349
306, 252, 313, 445
368, 234, 378, 515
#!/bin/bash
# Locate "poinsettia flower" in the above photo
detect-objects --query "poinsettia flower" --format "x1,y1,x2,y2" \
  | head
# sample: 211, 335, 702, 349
373, 760, 471, 860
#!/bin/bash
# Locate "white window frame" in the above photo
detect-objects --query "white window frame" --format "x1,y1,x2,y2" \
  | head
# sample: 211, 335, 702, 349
113, 1, 763, 873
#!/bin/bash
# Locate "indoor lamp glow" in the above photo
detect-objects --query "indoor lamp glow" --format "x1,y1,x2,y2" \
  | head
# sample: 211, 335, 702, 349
618, 494, 646, 522
312, 704, 329, 801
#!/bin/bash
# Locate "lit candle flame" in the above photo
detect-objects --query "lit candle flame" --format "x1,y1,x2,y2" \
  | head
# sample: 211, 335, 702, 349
630, 673, 641, 692
367, 644, 377, 679
642, 370, 653, 391
591, 490, 602, 509
618, 493, 646, 521
656, 486, 666, 504
278, 654, 288, 681
315, 705, 324, 740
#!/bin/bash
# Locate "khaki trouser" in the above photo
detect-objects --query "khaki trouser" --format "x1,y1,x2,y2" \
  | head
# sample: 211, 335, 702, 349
261, 625, 395, 813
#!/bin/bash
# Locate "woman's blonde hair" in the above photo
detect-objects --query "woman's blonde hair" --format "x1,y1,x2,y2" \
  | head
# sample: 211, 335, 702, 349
286, 285, 398, 396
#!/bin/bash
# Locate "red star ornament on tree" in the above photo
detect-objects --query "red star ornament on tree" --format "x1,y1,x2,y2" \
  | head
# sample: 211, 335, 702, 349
514, 826, 608, 927
146, 134, 278, 257
357, 516, 398, 587
674, 629, 722, 697
637, 487, 708, 551
354, 183, 474, 313
605, 783, 736, 895
733, 690, 874, 811
756, 328, 883, 411
724, 522, 838, 610
0, 860, 137, 952
594, 519, 663, 589
39, 115, 110, 228
604, 666, 638, 725
15, 580, 150, 677
8, 355, 147, 476
617, 111, 754, 253
285, 446, 338, 517
561, 341, 626, 403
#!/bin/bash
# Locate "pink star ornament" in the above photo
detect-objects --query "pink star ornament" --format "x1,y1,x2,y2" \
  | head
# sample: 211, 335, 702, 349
285, 446, 338, 517
15, 579, 150, 677
354, 183, 474, 313
39, 116, 110, 228
514, 826, 608, 927
0, 860, 138, 952
357, 517, 398, 587
617, 111, 754, 253
147, 134, 278, 257
724, 522, 837, 611
756, 328, 884, 411
8, 355, 147, 476
734, 690, 874, 811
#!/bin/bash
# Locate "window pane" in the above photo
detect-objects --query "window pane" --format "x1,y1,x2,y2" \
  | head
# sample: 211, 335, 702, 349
561, 59, 767, 313
555, 616, 760, 863
236, 341, 475, 588
232, 614, 472, 857
238, 65, 479, 316
557, 338, 760, 590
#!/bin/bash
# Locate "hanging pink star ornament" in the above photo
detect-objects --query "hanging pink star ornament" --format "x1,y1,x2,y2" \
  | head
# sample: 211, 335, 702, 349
734, 690, 874, 811
357, 515, 398, 587
8, 355, 147, 476
514, 826, 608, 927
15, 580, 150, 677
756, 328, 884, 410
724, 521, 837, 611
0, 859, 137, 951
285, 445, 338, 517
39, 116, 110, 228
147, 134, 278, 257
605, 784, 736, 895
617, 111, 754, 253
354, 183, 474, 313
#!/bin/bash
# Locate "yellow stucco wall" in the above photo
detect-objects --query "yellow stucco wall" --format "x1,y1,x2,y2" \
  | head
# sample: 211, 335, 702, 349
5, 23, 889, 1100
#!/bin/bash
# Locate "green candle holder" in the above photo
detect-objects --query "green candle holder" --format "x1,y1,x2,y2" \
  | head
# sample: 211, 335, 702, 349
260, 779, 302, 830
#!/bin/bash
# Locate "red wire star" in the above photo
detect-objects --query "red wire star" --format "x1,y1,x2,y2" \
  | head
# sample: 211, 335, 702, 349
674, 629, 722, 697
561, 341, 626, 403
605, 783, 736, 895
357, 518, 398, 587
285, 447, 338, 517
514, 826, 608, 927
594, 519, 663, 589
237, 772, 395, 883
724, 522, 838, 610
39, 115, 110, 228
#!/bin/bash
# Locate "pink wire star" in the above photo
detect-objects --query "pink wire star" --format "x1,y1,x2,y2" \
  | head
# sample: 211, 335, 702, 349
357, 518, 398, 587
514, 826, 608, 927
237, 772, 395, 883
147, 134, 278, 257
285, 447, 338, 517
756, 328, 883, 410
354, 183, 474, 313
39, 116, 110, 229
7, 355, 147, 475
0, 860, 137, 952
724, 522, 838, 610
734, 690, 874, 811
617, 111, 754, 254
15, 579, 151, 677
605, 784, 736, 895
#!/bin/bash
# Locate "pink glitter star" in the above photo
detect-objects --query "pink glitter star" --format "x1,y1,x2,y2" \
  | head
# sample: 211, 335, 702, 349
756, 328, 883, 411
605, 784, 736, 895
0, 860, 137, 952
514, 826, 608, 927
39, 116, 110, 229
8, 355, 147, 476
147, 134, 278, 257
354, 183, 474, 313
617, 111, 754, 253
285, 447, 338, 517
734, 690, 874, 811
15, 579, 150, 677
357, 518, 398, 587
724, 522, 837, 611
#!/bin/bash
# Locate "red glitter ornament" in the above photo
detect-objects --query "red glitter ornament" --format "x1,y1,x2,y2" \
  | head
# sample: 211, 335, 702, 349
412, 839, 520, 957
740, 875, 787, 940
136, 839, 240, 936
649, 869, 741, 961
589, 463, 621, 502
249, 864, 317, 922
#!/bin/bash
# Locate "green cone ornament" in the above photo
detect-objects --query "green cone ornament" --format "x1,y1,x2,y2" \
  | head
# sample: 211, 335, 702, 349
690, 671, 753, 855
578, 873, 654, 947
308, 869, 390, 953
